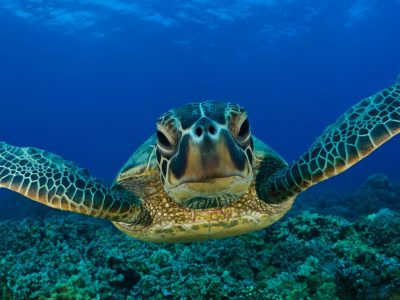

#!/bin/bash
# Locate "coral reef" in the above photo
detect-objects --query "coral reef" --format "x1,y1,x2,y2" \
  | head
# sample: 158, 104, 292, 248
291, 174, 400, 220
0, 174, 399, 299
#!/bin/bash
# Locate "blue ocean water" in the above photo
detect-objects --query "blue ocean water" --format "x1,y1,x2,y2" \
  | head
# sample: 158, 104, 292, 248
1, 0, 399, 190
0, 1, 400, 298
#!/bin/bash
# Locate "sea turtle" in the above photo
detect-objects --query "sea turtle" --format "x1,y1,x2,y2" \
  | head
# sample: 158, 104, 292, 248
0, 77, 399, 242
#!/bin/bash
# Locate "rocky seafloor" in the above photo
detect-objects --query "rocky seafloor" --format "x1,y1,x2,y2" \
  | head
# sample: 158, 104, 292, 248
0, 174, 399, 299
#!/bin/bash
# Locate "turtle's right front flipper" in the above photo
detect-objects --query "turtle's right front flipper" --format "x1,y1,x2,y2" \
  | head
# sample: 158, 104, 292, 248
0, 142, 141, 222
258, 76, 400, 203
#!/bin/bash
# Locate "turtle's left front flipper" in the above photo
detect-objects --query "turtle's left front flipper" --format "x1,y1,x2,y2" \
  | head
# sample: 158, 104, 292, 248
258, 76, 400, 203
0, 142, 142, 222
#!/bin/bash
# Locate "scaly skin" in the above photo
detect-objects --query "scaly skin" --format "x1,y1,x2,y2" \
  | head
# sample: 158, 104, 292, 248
0, 143, 140, 222
259, 77, 400, 203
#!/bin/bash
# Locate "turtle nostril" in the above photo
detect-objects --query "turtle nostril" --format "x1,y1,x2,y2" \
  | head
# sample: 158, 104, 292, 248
208, 125, 216, 135
195, 123, 216, 138
195, 127, 203, 137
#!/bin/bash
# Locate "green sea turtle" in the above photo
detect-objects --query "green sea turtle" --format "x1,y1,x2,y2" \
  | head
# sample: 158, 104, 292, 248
0, 77, 399, 242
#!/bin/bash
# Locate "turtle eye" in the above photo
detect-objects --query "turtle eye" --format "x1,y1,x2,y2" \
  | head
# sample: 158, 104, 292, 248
156, 130, 172, 149
238, 118, 250, 138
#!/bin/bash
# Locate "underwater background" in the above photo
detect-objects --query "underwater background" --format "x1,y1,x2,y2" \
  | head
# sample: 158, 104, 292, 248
0, 0, 400, 299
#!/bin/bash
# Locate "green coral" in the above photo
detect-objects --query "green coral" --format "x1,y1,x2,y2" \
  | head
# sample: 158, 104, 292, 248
291, 174, 400, 220
0, 209, 399, 299
0, 175, 399, 299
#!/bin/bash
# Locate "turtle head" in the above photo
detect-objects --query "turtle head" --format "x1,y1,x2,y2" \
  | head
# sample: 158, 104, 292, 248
155, 101, 254, 209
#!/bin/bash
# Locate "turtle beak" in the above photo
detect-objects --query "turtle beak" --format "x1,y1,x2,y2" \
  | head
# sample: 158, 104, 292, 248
168, 117, 251, 188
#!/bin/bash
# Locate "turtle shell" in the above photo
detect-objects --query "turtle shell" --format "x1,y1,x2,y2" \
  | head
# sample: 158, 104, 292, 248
113, 135, 160, 200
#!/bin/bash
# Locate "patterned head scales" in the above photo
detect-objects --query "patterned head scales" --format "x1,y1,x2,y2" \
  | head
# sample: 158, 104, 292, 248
155, 101, 254, 209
